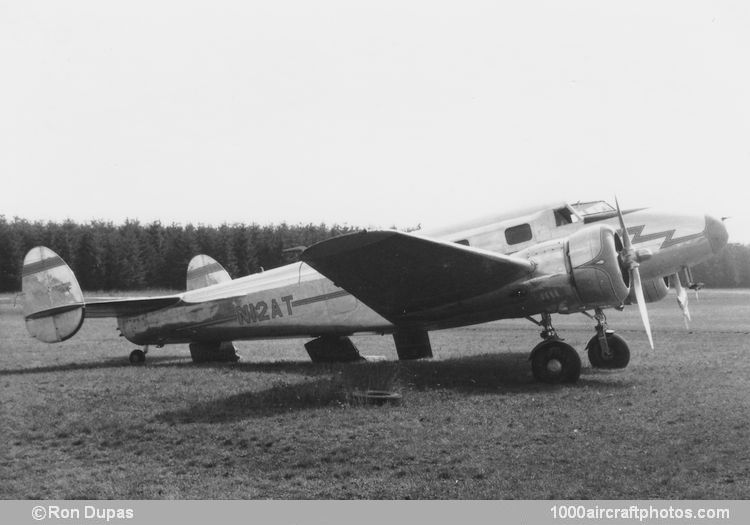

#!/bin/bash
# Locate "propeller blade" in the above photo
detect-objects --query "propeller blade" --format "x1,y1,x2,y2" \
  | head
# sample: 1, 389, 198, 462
614, 196, 632, 249
631, 268, 654, 350
669, 273, 691, 328
616, 196, 654, 349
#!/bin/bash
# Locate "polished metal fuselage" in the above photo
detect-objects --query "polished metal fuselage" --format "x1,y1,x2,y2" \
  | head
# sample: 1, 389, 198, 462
117, 205, 725, 346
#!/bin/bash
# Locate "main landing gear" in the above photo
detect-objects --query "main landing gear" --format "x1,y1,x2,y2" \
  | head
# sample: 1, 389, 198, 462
528, 310, 632, 383
129, 345, 148, 365
529, 314, 581, 383
585, 309, 630, 369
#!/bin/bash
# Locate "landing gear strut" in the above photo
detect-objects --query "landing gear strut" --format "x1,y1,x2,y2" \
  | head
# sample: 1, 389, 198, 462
585, 309, 630, 369
129, 346, 148, 365
528, 313, 581, 384
526, 309, 633, 382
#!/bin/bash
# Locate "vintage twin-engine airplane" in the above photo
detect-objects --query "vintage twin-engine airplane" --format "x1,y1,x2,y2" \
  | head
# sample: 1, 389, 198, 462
21, 200, 728, 383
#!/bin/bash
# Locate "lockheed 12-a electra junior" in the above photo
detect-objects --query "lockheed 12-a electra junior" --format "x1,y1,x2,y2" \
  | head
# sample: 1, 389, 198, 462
21, 199, 728, 383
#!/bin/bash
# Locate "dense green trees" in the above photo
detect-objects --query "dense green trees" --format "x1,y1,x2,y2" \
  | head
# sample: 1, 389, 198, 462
0, 215, 748, 291
691, 243, 750, 288
0, 216, 355, 292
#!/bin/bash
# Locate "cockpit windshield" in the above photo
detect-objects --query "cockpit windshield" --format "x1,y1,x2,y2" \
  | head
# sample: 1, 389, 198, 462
570, 201, 615, 217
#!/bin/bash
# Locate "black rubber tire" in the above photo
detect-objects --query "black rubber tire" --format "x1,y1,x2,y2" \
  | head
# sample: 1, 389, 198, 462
350, 390, 402, 406
129, 349, 146, 365
586, 333, 630, 369
531, 340, 581, 384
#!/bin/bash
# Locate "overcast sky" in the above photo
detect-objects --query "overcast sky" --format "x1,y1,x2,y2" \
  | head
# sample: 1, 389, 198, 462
2, 1, 749, 241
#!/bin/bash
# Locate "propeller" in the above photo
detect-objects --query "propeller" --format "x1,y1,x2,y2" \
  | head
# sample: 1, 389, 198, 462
669, 273, 691, 328
615, 197, 654, 349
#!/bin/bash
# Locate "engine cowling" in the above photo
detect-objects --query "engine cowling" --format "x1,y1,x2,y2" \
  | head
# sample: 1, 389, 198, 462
566, 225, 630, 308
516, 225, 631, 313
625, 277, 669, 304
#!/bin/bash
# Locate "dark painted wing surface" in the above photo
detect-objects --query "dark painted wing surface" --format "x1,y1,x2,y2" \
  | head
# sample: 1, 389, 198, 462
301, 230, 533, 324
84, 296, 183, 318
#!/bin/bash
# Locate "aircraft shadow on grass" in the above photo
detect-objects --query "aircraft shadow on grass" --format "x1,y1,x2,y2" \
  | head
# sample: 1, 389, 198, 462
156, 353, 630, 424
0, 355, 184, 376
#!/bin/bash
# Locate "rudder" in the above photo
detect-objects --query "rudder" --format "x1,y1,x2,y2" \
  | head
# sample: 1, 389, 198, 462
22, 246, 85, 342
186, 254, 232, 291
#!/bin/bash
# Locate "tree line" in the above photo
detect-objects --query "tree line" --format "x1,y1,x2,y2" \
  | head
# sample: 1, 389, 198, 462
1, 215, 748, 292
690, 242, 750, 289
0, 216, 355, 292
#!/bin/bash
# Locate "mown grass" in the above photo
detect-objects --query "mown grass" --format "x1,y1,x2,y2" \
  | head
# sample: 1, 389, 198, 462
1, 290, 749, 499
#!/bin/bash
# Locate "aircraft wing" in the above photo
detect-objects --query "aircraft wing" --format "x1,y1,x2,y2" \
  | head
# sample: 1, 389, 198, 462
84, 295, 183, 318
301, 230, 534, 324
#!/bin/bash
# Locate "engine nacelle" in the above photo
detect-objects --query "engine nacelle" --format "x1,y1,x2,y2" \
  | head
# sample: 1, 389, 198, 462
567, 225, 630, 308
518, 225, 630, 312
625, 276, 669, 304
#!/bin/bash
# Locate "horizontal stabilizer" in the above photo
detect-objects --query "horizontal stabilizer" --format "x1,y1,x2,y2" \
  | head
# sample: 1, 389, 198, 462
22, 247, 184, 344
186, 254, 232, 291
301, 230, 534, 324
22, 246, 85, 342
84, 296, 183, 318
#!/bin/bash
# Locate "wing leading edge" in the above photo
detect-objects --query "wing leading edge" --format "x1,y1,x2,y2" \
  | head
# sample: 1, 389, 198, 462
301, 230, 534, 325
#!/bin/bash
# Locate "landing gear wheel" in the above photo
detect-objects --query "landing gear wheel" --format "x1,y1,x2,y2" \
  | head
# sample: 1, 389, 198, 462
586, 333, 630, 369
531, 340, 581, 384
129, 349, 146, 365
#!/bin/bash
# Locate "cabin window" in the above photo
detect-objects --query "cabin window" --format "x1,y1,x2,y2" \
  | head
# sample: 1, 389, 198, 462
554, 207, 573, 226
455, 239, 470, 246
505, 223, 532, 245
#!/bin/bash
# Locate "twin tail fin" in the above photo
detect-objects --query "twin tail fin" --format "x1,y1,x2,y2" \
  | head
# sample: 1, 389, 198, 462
186, 254, 231, 290
22, 246, 85, 342
22, 248, 233, 344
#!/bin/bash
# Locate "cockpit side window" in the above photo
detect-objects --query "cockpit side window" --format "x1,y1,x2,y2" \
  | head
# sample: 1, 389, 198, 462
571, 201, 615, 217
554, 208, 573, 226
554, 206, 581, 226
505, 223, 532, 245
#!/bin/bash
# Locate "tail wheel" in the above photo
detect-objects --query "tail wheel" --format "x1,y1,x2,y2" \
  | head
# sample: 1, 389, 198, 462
129, 349, 146, 365
586, 332, 630, 369
531, 340, 581, 384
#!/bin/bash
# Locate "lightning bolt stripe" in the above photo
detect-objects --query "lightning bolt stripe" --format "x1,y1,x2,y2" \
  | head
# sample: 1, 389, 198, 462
626, 224, 705, 249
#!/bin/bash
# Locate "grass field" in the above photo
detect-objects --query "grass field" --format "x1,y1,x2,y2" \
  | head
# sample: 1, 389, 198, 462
1, 290, 749, 499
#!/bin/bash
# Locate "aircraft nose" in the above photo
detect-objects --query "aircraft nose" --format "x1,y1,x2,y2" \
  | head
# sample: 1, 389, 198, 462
705, 215, 729, 254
